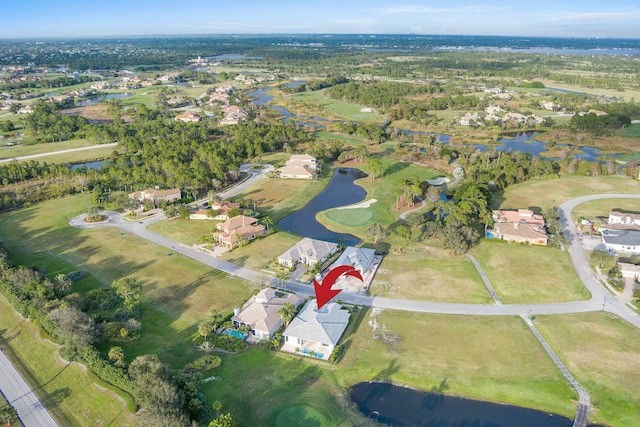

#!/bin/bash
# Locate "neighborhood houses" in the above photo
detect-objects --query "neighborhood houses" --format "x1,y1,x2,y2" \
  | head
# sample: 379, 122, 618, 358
214, 215, 266, 248
175, 111, 202, 122
281, 300, 351, 360
231, 288, 303, 342
601, 211, 640, 255
189, 201, 240, 220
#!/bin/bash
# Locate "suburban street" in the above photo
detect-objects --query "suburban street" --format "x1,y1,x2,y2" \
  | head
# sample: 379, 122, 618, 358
0, 142, 118, 164
0, 348, 59, 427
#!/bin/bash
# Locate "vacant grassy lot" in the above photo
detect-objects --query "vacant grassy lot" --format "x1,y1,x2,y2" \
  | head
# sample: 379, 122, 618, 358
147, 218, 217, 245
0, 295, 130, 426
572, 198, 640, 223
372, 244, 491, 303
337, 310, 576, 420
317, 158, 441, 237
494, 176, 640, 213
617, 124, 640, 138
235, 175, 330, 225
469, 240, 588, 303
313, 131, 367, 146
221, 231, 301, 270
0, 139, 108, 161
535, 312, 640, 427
0, 195, 253, 367
287, 90, 387, 124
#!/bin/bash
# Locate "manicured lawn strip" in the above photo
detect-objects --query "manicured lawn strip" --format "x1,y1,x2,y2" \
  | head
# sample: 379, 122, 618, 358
235, 174, 330, 225
313, 131, 367, 146
0, 195, 254, 365
616, 124, 640, 138
0, 295, 129, 426
0, 139, 101, 160
287, 90, 388, 124
535, 312, 640, 427
572, 198, 640, 223
201, 347, 366, 427
336, 310, 576, 420
372, 245, 491, 303
147, 218, 217, 245
469, 240, 588, 304
221, 231, 301, 271
494, 176, 640, 212
317, 158, 441, 236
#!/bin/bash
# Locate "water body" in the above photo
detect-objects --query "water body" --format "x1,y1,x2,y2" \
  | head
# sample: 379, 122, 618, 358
248, 87, 327, 129
208, 53, 263, 60
278, 168, 365, 246
285, 80, 307, 89
351, 382, 576, 427
75, 93, 133, 107
68, 160, 110, 171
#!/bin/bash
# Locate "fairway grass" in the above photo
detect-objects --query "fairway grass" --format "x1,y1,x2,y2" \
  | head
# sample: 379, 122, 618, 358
337, 310, 577, 420
147, 218, 217, 245
535, 312, 640, 427
372, 244, 491, 303
494, 176, 640, 213
0, 139, 113, 162
0, 295, 130, 426
470, 240, 588, 304
286, 90, 387, 124
572, 198, 640, 223
221, 231, 301, 271
0, 195, 254, 367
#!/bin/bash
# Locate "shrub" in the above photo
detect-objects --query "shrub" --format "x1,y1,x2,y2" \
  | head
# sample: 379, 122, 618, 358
184, 355, 222, 372
66, 270, 88, 282
85, 288, 122, 310
329, 345, 343, 363
609, 278, 626, 292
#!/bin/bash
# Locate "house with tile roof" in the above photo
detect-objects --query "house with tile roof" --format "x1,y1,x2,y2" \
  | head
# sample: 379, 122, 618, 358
493, 222, 548, 246
214, 215, 266, 248
277, 238, 339, 268
232, 288, 303, 342
128, 188, 181, 205
175, 111, 202, 122
281, 300, 350, 360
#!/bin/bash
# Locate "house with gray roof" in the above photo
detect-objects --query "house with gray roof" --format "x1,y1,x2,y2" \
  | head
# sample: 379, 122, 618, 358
601, 229, 640, 255
277, 238, 339, 268
331, 246, 376, 274
281, 300, 350, 360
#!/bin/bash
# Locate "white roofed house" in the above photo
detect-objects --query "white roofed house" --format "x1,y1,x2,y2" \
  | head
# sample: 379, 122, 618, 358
601, 211, 640, 255
327, 246, 380, 293
231, 288, 303, 342
281, 300, 350, 360
278, 154, 319, 179
277, 238, 339, 268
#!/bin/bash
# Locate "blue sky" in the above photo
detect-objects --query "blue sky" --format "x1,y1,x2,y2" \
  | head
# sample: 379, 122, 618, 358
2, 0, 640, 38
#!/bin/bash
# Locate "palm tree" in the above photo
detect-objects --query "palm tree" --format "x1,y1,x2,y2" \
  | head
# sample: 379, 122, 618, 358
209, 309, 222, 330
262, 215, 273, 232
198, 319, 215, 343
276, 270, 289, 290
278, 302, 296, 327
54, 273, 73, 295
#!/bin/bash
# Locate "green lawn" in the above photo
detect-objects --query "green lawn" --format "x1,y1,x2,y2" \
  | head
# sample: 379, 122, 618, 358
289, 90, 387, 124
313, 131, 367, 146
317, 158, 441, 236
0, 139, 107, 161
147, 218, 217, 245
0, 195, 253, 367
221, 231, 301, 271
572, 198, 640, 223
372, 244, 491, 303
336, 310, 577, 421
494, 176, 640, 213
469, 240, 589, 304
0, 295, 130, 426
535, 312, 640, 427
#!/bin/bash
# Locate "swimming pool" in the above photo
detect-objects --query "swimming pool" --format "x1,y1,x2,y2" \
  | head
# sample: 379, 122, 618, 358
223, 329, 246, 340
485, 231, 496, 239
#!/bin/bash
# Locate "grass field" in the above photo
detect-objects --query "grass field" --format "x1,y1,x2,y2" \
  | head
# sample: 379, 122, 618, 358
372, 244, 491, 303
535, 312, 640, 427
221, 231, 301, 271
336, 310, 577, 420
572, 198, 640, 223
313, 131, 368, 146
147, 218, 217, 245
494, 176, 640, 213
287, 90, 387, 124
469, 240, 588, 304
317, 158, 441, 237
0, 139, 109, 161
0, 295, 130, 426
0, 195, 253, 367
617, 124, 640, 138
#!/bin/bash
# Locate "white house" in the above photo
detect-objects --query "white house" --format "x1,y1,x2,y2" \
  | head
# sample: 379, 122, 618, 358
331, 247, 376, 274
601, 229, 640, 255
607, 211, 640, 229
277, 238, 339, 268
618, 262, 640, 280
281, 300, 350, 360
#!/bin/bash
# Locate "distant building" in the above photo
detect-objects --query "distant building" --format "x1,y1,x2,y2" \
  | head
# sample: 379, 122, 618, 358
128, 188, 181, 205
279, 154, 318, 179
175, 111, 202, 122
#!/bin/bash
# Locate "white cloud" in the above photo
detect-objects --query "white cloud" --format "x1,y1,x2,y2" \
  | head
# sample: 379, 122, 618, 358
371, 4, 509, 15
559, 11, 640, 22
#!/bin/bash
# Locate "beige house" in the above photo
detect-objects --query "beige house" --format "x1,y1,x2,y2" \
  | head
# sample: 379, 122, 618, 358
279, 154, 318, 179
214, 215, 266, 248
606, 211, 640, 230
618, 262, 640, 280
175, 111, 202, 122
189, 201, 240, 221
281, 300, 350, 360
489, 209, 548, 245
128, 188, 181, 204
232, 288, 303, 341
277, 238, 339, 268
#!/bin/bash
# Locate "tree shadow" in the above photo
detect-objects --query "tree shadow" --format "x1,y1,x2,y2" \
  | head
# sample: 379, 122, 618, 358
372, 358, 400, 382
40, 387, 71, 410
223, 254, 249, 267
383, 161, 409, 177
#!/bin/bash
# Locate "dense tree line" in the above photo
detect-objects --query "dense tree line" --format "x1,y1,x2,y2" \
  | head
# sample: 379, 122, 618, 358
570, 112, 631, 136
282, 75, 349, 93
24, 100, 89, 142
327, 81, 439, 108
1, 75, 101, 91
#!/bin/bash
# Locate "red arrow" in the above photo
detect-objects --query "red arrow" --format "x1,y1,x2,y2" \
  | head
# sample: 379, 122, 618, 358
313, 265, 363, 309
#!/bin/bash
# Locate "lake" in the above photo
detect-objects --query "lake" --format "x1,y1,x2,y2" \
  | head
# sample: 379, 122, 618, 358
278, 168, 365, 246
75, 93, 134, 107
68, 160, 111, 171
351, 382, 592, 427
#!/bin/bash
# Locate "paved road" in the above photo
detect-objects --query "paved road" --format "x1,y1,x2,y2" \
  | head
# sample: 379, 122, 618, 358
399, 198, 426, 220
0, 143, 118, 164
465, 253, 502, 305
0, 348, 59, 427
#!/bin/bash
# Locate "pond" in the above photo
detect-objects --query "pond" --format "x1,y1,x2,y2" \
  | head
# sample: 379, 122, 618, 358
75, 93, 134, 107
351, 382, 595, 427
277, 168, 365, 246
68, 160, 111, 171
248, 87, 327, 129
